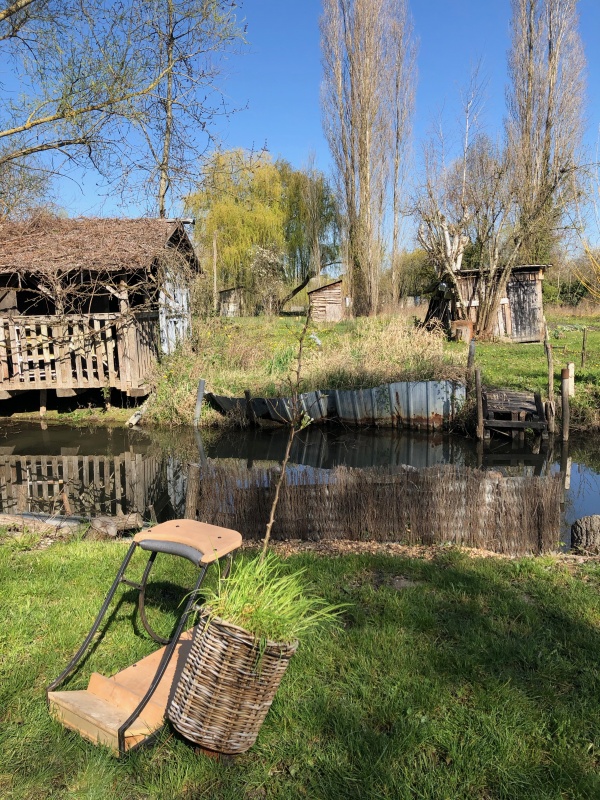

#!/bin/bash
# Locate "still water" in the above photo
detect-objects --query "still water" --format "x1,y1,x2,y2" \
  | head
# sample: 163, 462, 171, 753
0, 422, 598, 545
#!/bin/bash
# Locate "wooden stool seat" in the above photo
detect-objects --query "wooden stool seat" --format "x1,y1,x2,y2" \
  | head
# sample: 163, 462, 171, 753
134, 520, 242, 566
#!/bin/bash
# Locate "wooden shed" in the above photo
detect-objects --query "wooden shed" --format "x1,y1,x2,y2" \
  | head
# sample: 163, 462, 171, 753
218, 287, 244, 317
0, 215, 200, 403
307, 279, 343, 323
428, 265, 547, 342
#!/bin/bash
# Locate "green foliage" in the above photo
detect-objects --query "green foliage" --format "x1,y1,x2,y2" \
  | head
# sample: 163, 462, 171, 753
542, 270, 587, 306
276, 158, 340, 284
463, 311, 600, 429
201, 553, 343, 644
187, 150, 286, 295
381, 248, 436, 305
187, 150, 339, 312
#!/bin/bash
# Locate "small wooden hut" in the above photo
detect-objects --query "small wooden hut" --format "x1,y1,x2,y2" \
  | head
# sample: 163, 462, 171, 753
218, 287, 244, 317
427, 265, 547, 342
308, 279, 343, 323
0, 215, 200, 403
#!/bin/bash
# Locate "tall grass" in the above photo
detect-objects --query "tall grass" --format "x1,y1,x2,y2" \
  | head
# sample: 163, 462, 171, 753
146, 315, 466, 426
201, 552, 343, 643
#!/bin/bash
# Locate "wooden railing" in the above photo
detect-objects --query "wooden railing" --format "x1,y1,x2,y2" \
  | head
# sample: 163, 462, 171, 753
0, 312, 158, 395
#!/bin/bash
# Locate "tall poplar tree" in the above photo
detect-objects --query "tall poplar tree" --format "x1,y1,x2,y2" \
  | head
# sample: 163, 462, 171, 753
320, 0, 416, 316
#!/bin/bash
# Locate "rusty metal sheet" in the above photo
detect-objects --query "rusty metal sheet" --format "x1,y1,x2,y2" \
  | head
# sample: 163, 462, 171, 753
389, 381, 465, 429
266, 391, 328, 424
334, 381, 465, 429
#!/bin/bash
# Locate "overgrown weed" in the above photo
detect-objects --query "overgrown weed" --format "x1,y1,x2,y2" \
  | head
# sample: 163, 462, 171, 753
147, 316, 466, 426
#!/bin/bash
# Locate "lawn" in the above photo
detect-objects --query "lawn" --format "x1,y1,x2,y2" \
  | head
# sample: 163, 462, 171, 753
451, 310, 600, 429
2, 537, 600, 799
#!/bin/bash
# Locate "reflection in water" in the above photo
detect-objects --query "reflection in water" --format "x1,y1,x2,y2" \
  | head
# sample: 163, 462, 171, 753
0, 422, 597, 548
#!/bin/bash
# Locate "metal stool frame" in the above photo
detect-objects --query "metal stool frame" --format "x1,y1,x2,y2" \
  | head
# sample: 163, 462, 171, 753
46, 539, 236, 756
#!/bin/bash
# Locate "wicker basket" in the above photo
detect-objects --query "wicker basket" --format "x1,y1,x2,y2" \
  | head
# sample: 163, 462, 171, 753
168, 613, 298, 754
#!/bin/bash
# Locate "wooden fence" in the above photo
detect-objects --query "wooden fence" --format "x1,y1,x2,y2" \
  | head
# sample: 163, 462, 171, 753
0, 312, 158, 396
186, 462, 562, 556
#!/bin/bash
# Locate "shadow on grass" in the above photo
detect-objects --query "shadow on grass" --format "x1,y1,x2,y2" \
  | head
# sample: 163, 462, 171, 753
285, 552, 600, 800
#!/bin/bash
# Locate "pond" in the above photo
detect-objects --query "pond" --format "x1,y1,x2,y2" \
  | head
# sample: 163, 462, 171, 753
0, 421, 598, 551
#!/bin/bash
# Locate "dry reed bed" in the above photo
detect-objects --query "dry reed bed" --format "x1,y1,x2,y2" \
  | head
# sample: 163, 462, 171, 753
301, 317, 465, 389
190, 463, 562, 557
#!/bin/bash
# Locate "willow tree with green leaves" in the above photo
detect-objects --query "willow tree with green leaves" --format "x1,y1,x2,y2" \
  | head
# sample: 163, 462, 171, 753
187, 150, 286, 305
188, 149, 339, 313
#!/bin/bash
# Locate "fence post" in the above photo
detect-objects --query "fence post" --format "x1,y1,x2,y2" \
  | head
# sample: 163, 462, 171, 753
561, 367, 570, 442
475, 369, 484, 440
466, 339, 476, 393
581, 327, 588, 368
567, 362, 575, 397
185, 462, 201, 520
544, 326, 555, 434
193, 378, 206, 427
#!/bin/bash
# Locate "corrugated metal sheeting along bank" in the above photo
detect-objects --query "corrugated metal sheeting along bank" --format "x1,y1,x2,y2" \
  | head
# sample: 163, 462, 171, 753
332, 381, 464, 429
206, 380, 465, 430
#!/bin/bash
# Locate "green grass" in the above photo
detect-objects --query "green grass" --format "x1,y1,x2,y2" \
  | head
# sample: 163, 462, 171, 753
146, 314, 464, 426
202, 552, 343, 643
447, 309, 600, 429
2, 540, 600, 798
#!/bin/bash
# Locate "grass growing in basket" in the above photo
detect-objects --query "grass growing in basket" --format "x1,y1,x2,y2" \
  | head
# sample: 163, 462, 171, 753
200, 552, 343, 644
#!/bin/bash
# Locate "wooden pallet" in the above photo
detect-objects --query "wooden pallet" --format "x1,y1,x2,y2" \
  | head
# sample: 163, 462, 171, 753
48, 630, 193, 756
482, 389, 548, 437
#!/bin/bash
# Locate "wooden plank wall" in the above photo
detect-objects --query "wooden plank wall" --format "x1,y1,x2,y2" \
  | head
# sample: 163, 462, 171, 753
455, 270, 543, 341
309, 283, 343, 323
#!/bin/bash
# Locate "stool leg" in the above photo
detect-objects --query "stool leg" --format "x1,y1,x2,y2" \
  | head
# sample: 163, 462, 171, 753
138, 551, 171, 645
117, 562, 209, 756
47, 542, 138, 696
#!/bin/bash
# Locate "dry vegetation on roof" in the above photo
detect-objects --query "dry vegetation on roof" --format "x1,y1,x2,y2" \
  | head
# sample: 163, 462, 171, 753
0, 212, 194, 275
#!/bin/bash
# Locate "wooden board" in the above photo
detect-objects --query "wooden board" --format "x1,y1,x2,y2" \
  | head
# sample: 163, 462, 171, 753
48, 630, 194, 756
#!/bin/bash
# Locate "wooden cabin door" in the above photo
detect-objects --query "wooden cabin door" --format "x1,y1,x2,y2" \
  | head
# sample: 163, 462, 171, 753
506, 274, 543, 343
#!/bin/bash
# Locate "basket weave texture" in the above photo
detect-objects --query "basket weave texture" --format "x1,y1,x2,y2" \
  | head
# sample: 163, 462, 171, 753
168, 613, 298, 754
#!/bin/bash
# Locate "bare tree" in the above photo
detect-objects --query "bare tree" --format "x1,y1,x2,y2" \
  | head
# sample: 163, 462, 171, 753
506, 0, 585, 263
389, 6, 417, 303
321, 0, 416, 316
124, 0, 242, 217
0, 0, 241, 216
416, 72, 484, 320
416, 0, 585, 336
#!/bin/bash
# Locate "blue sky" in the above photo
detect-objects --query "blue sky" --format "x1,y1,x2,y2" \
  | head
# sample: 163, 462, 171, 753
51, 0, 600, 218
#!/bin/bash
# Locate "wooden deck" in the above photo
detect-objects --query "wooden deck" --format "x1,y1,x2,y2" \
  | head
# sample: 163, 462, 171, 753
0, 450, 163, 518
481, 388, 548, 439
0, 312, 158, 398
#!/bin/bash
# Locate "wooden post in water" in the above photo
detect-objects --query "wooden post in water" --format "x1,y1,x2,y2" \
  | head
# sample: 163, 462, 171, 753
39, 389, 47, 418
561, 367, 570, 442
185, 462, 201, 520
475, 369, 484, 440
544, 326, 555, 434
466, 339, 476, 393
244, 389, 258, 427
567, 362, 575, 397
193, 378, 206, 427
